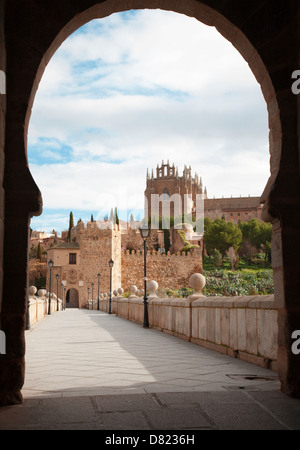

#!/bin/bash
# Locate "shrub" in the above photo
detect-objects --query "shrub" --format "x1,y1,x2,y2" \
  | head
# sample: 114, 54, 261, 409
211, 249, 222, 268
202, 269, 274, 297
178, 287, 194, 298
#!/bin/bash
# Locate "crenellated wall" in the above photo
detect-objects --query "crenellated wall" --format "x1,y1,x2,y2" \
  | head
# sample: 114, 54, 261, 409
121, 248, 202, 291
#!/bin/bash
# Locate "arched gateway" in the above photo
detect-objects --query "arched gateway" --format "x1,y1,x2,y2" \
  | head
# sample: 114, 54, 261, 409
0, 1, 299, 406
66, 289, 79, 309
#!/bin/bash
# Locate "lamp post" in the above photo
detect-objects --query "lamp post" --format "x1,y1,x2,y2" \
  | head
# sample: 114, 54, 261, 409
108, 259, 114, 314
140, 224, 150, 328
56, 273, 59, 311
91, 283, 94, 310
61, 282, 64, 310
97, 273, 100, 310
48, 259, 54, 315
88, 287, 90, 309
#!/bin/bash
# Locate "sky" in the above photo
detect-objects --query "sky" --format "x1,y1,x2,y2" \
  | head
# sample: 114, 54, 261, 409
27, 9, 270, 235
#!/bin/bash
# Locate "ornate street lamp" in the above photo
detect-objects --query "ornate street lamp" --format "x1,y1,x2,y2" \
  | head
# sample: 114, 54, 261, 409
91, 283, 94, 310
56, 273, 59, 311
97, 273, 100, 310
61, 282, 64, 310
48, 259, 54, 315
109, 259, 114, 314
139, 224, 150, 328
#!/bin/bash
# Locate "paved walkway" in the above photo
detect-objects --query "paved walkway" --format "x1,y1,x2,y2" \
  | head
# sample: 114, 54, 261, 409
0, 309, 299, 430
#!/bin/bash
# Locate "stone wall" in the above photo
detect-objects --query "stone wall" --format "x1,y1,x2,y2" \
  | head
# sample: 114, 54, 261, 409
74, 222, 121, 303
98, 294, 278, 371
121, 248, 202, 291
204, 197, 263, 223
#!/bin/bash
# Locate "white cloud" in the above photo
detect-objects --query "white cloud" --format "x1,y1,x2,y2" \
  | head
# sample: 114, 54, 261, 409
28, 10, 270, 232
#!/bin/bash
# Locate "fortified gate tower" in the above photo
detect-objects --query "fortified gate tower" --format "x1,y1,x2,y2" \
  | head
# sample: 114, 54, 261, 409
47, 221, 121, 308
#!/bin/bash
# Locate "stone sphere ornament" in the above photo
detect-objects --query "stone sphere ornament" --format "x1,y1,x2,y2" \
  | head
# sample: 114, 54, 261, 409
118, 287, 124, 295
188, 273, 206, 301
29, 286, 37, 296
129, 285, 138, 298
148, 280, 158, 298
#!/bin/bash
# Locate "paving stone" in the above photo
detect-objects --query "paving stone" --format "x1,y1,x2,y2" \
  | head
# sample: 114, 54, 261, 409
102, 411, 151, 430
156, 391, 253, 406
199, 402, 287, 430
145, 407, 214, 430
95, 393, 161, 412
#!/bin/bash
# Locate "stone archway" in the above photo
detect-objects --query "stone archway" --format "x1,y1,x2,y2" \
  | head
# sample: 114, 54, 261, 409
66, 288, 79, 308
1, 1, 300, 405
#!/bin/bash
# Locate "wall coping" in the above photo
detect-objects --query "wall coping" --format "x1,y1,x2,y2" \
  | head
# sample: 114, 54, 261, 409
122, 250, 198, 257
192, 294, 275, 309
112, 294, 276, 309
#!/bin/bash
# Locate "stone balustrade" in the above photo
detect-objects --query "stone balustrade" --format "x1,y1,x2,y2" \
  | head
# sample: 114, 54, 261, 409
97, 274, 278, 371
27, 286, 63, 326
28, 275, 278, 371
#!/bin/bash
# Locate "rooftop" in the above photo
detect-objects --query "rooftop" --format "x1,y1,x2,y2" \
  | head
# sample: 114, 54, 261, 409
52, 242, 80, 249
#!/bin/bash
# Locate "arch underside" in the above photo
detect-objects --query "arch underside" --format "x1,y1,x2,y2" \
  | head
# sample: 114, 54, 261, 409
1, 0, 299, 406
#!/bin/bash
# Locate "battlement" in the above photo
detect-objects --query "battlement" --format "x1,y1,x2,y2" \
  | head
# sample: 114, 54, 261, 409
122, 248, 201, 258
71, 220, 121, 243
121, 247, 202, 291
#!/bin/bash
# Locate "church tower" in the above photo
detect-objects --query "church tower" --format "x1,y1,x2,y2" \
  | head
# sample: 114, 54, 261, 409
144, 161, 207, 223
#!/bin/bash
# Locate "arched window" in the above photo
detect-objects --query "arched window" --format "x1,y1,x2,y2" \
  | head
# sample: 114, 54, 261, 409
163, 188, 169, 200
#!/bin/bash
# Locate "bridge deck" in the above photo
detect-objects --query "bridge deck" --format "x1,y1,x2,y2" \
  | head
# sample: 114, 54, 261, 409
0, 309, 299, 430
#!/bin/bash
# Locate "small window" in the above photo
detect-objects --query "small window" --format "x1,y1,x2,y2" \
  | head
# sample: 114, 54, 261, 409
163, 188, 169, 200
69, 253, 77, 265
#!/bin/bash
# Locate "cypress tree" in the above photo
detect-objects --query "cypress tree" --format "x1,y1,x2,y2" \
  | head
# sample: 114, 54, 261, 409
114, 207, 119, 227
67, 211, 74, 242
37, 242, 42, 261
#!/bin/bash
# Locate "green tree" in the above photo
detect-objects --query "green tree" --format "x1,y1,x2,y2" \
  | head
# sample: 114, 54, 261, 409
204, 218, 242, 257
67, 211, 74, 242
204, 217, 213, 233
114, 207, 119, 227
29, 244, 37, 259
37, 242, 43, 261
211, 248, 222, 268
239, 219, 272, 263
